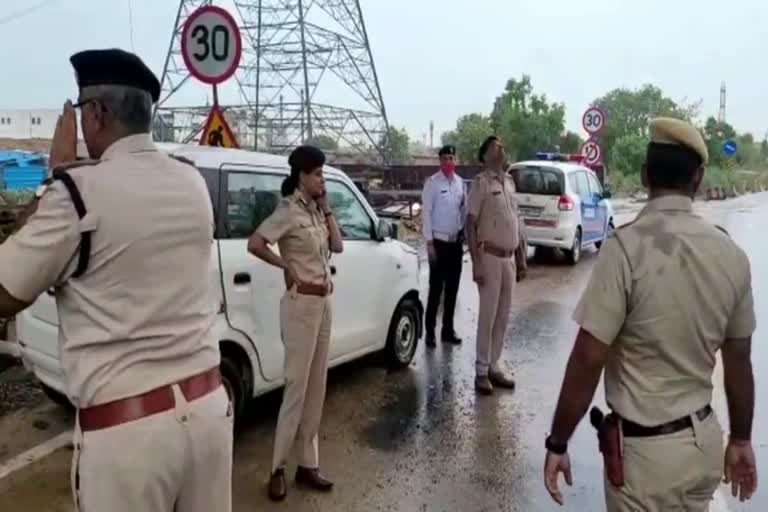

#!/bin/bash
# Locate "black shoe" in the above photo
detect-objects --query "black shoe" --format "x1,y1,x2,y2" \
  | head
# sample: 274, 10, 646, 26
426, 331, 436, 348
268, 468, 287, 501
441, 331, 462, 344
296, 466, 334, 492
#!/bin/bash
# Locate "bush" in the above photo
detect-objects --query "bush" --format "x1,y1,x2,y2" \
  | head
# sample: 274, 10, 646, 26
0, 189, 35, 207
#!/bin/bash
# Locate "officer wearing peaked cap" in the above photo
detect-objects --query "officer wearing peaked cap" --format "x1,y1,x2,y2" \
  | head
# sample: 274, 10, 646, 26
545, 117, 758, 510
421, 144, 466, 347
0, 48, 233, 512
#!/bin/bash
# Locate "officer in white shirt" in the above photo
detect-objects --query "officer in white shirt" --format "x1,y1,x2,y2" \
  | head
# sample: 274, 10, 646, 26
421, 144, 467, 347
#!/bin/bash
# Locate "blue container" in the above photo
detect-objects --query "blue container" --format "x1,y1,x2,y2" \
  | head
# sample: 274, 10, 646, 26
0, 150, 47, 190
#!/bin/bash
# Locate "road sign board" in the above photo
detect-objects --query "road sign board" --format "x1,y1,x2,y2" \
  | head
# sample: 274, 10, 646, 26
582, 107, 606, 135
199, 105, 239, 148
181, 6, 242, 85
580, 140, 602, 165
722, 139, 738, 157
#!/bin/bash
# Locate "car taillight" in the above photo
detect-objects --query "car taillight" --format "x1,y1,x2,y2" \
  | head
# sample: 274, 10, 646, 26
558, 195, 574, 211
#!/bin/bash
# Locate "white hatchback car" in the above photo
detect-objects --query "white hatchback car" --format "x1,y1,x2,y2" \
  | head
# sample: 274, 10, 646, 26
509, 154, 615, 264
15, 143, 424, 418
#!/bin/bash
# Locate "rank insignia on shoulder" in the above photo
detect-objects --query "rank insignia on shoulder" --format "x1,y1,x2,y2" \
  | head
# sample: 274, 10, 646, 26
51, 159, 100, 175
169, 154, 197, 167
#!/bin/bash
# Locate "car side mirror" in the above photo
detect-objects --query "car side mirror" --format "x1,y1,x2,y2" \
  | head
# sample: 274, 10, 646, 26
375, 219, 392, 241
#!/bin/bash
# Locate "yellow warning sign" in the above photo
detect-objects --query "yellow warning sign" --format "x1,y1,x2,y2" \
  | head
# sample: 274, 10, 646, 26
199, 105, 239, 148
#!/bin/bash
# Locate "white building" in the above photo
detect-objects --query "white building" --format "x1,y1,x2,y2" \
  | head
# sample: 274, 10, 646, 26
0, 109, 65, 140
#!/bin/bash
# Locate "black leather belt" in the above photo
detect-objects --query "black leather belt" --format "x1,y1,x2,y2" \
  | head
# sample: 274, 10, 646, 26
621, 405, 712, 438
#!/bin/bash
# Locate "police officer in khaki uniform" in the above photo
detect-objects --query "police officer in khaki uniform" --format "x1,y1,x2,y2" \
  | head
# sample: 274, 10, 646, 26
0, 49, 232, 511
466, 136, 518, 395
544, 118, 758, 510
247, 145, 344, 501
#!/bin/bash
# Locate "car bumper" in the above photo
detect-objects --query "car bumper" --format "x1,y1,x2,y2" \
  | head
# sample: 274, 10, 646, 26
523, 221, 578, 250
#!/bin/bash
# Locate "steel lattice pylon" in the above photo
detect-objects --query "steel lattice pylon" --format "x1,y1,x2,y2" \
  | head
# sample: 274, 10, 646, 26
154, 0, 390, 159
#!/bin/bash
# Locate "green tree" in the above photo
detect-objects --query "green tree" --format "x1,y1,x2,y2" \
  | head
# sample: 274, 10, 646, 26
591, 85, 700, 166
489, 75, 567, 161
610, 133, 648, 176
559, 131, 584, 154
441, 113, 493, 163
306, 134, 339, 151
702, 117, 736, 168
380, 127, 411, 164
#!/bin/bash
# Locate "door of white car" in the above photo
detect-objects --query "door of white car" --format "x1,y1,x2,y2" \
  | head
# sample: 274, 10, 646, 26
324, 178, 394, 358
219, 168, 287, 382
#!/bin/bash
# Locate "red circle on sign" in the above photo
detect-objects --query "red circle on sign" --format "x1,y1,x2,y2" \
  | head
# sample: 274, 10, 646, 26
582, 107, 606, 135
181, 5, 242, 85
580, 140, 602, 164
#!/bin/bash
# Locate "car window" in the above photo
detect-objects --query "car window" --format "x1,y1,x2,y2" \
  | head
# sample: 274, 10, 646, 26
325, 179, 373, 240
587, 173, 603, 195
225, 171, 283, 239
509, 167, 564, 195
575, 172, 591, 198
568, 174, 579, 195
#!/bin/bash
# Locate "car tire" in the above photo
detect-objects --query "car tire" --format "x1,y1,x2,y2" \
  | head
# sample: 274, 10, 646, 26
384, 297, 420, 369
595, 219, 615, 250
41, 383, 74, 411
220, 355, 246, 422
565, 228, 582, 265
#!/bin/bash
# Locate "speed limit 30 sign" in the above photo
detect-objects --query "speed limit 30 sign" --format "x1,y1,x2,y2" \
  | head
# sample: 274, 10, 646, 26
582, 106, 606, 135
182, 6, 242, 85
580, 140, 602, 165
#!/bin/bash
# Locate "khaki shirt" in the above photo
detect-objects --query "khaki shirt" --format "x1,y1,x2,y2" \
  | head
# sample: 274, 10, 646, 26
467, 170, 519, 251
573, 196, 755, 426
255, 191, 330, 285
0, 134, 220, 408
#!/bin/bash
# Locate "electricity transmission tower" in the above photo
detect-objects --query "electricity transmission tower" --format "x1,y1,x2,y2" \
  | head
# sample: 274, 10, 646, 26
718, 81, 727, 123
154, 0, 391, 159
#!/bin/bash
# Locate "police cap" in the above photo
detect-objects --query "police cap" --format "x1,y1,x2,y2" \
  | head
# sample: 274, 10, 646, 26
649, 117, 708, 166
70, 49, 161, 103
288, 145, 326, 172
438, 145, 456, 157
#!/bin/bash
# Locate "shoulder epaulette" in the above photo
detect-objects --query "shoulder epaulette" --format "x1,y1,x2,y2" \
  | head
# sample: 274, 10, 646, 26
169, 154, 197, 167
51, 159, 100, 175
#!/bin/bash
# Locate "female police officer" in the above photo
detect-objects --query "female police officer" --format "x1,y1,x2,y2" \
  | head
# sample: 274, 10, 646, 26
247, 145, 343, 501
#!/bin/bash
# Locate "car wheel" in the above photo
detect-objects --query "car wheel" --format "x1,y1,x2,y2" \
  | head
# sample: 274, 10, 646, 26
41, 383, 74, 411
385, 297, 420, 369
565, 228, 582, 265
220, 355, 245, 422
595, 219, 615, 250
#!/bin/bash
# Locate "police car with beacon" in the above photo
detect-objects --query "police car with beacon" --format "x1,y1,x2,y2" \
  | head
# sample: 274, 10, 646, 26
508, 152, 615, 265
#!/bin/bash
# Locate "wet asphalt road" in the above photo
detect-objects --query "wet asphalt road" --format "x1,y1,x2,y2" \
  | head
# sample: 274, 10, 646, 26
0, 194, 766, 511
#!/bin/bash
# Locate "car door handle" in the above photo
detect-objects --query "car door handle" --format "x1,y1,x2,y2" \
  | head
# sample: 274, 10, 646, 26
330, 265, 337, 276
234, 272, 251, 285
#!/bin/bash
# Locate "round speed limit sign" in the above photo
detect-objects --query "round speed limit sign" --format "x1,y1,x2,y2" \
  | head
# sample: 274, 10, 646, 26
580, 140, 602, 165
582, 107, 606, 135
182, 6, 242, 85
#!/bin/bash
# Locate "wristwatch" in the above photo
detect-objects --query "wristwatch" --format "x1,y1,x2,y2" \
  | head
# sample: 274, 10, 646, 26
545, 434, 568, 455
323, 209, 333, 217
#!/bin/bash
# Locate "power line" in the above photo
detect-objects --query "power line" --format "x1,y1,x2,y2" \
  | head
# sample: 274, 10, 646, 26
0, 0, 59, 26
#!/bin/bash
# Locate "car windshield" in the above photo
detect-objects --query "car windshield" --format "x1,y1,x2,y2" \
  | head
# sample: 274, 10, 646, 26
510, 167, 564, 195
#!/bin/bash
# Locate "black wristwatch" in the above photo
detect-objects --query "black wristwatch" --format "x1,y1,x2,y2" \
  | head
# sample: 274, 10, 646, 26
323, 209, 333, 217
545, 435, 568, 455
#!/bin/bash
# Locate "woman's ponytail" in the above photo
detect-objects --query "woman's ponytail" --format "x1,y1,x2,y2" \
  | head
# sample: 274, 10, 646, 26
281, 170, 299, 197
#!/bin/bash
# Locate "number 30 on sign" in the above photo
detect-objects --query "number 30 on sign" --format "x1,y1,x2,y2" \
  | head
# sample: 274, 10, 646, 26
181, 6, 242, 85
582, 107, 606, 135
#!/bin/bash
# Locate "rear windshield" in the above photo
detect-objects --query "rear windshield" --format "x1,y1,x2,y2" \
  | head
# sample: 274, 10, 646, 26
509, 166, 564, 195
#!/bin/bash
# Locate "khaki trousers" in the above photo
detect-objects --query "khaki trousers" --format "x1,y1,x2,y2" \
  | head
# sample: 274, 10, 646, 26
72, 385, 233, 512
606, 411, 724, 511
272, 289, 332, 472
475, 251, 515, 376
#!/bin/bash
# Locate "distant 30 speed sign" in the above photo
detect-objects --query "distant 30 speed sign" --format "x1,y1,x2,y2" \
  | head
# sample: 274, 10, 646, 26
582, 107, 606, 135
182, 6, 242, 85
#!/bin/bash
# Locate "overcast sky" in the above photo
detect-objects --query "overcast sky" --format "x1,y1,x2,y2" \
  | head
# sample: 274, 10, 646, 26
2, 0, 767, 144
